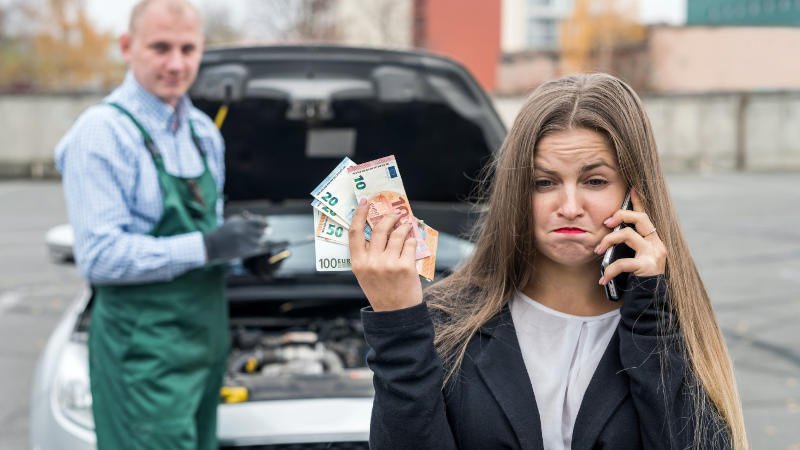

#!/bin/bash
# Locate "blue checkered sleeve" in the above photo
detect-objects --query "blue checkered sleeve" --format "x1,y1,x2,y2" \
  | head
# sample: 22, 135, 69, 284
56, 100, 223, 285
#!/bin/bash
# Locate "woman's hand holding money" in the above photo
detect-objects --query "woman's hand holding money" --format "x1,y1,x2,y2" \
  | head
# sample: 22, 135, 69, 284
349, 198, 423, 312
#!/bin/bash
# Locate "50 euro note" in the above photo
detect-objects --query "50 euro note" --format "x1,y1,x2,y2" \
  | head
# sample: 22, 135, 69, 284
312, 198, 372, 243
313, 208, 351, 271
346, 155, 430, 260
315, 207, 348, 246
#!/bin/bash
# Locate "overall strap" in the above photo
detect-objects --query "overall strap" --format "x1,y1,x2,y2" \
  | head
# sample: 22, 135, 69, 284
188, 120, 206, 159
107, 101, 206, 161
106, 101, 161, 160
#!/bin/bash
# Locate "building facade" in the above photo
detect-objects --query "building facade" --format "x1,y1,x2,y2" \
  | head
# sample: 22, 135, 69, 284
502, 0, 575, 52
413, 0, 502, 91
687, 0, 800, 26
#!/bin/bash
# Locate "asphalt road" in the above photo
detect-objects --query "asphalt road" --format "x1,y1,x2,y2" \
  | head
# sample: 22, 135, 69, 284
1, 174, 798, 449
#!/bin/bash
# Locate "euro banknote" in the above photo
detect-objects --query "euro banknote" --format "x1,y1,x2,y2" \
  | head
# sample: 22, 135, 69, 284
313, 208, 351, 271
416, 221, 438, 281
312, 155, 437, 276
310, 157, 358, 226
311, 198, 348, 228
315, 208, 348, 246
347, 155, 430, 259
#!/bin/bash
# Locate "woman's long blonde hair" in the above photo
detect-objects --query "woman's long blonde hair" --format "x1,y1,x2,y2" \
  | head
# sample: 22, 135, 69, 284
427, 73, 747, 449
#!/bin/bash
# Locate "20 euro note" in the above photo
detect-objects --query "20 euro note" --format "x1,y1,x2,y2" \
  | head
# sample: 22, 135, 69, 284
310, 157, 358, 227
347, 155, 430, 260
313, 208, 352, 271
311, 198, 348, 229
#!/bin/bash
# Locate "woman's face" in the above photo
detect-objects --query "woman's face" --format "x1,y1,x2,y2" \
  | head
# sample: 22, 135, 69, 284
531, 127, 627, 268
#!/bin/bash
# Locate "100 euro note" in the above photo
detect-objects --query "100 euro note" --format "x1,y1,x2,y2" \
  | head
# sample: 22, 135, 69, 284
313, 208, 351, 271
346, 155, 430, 259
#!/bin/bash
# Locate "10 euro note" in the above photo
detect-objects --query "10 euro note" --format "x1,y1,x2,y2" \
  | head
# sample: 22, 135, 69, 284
347, 155, 430, 259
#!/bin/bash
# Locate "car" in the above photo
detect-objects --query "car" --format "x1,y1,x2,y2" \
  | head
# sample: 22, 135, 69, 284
31, 45, 506, 449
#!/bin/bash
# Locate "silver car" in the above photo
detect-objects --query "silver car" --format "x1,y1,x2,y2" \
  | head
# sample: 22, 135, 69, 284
30, 45, 506, 449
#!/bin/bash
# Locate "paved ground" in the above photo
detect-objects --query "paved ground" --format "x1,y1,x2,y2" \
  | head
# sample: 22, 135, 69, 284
1, 174, 798, 449
0, 181, 83, 450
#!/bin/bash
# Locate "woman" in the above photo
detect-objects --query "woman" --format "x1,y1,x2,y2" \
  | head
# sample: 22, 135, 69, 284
348, 73, 747, 449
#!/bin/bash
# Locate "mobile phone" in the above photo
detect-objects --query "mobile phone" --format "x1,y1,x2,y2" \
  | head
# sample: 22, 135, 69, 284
600, 191, 635, 301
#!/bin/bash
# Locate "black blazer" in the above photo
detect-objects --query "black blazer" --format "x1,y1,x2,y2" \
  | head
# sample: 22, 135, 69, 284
361, 276, 731, 449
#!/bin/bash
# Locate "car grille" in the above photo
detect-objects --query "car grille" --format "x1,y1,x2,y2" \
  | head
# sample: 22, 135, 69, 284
220, 442, 369, 450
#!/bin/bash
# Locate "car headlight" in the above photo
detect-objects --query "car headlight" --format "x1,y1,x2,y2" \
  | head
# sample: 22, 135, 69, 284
52, 341, 95, 431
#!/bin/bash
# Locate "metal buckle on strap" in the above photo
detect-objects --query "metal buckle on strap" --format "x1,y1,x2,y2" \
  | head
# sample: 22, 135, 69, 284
185, 179, 206, 207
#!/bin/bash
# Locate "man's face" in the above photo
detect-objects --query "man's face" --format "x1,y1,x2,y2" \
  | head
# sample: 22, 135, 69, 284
120, 4, 204, 107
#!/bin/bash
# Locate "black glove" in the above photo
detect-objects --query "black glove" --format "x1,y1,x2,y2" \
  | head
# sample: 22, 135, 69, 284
203, 214, 268, 263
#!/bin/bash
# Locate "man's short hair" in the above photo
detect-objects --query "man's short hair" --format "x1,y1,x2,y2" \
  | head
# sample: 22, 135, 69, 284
128, 0, 203, 35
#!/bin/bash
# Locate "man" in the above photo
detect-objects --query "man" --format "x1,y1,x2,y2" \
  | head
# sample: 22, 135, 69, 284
55, 1, 264, 448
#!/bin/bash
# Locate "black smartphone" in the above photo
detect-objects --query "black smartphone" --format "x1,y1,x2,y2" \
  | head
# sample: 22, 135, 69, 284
600, 191, 635, 301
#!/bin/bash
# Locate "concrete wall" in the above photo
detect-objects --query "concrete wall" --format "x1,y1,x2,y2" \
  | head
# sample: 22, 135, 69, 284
496, 51, 560, 96
3, 91, 800, 178
0, 94, 101, 177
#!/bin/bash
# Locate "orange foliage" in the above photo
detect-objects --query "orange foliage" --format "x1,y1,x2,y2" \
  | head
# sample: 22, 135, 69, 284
560, 0, 646, 75
9, 0, 124, 91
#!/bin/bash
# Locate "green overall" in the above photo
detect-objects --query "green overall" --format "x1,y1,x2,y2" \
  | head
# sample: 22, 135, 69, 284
89, 103, 229, 450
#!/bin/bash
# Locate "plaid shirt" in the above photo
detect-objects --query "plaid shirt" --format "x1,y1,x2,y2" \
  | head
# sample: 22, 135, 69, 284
55, 72, 225, 285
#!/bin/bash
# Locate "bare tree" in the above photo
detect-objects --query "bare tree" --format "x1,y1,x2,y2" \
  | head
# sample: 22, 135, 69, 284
341, 0, 411, 48
243, 0, 338, 43
200, 2, 242, 46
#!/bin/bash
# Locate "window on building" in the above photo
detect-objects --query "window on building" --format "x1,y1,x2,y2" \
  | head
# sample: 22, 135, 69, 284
526, 17, 558, 50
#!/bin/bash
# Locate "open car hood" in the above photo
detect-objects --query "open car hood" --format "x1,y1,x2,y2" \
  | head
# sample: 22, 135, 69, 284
190, 45, 506, 205
48, 47, 507, 284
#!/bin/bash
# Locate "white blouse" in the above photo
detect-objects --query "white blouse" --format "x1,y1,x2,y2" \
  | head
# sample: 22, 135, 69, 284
509, 291, 621, 450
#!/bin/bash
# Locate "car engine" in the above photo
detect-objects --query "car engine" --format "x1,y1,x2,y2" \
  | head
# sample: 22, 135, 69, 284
222, 314, 374, 403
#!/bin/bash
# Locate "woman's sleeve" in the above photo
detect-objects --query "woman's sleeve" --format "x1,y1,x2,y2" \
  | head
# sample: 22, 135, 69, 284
619, 275, 732, 449
361, 303, 459, 450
